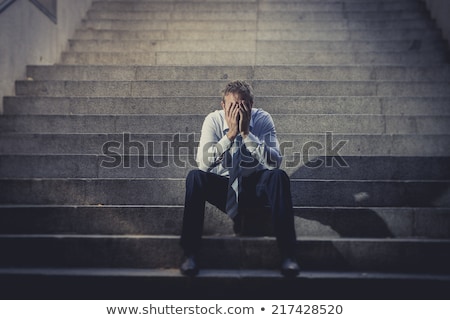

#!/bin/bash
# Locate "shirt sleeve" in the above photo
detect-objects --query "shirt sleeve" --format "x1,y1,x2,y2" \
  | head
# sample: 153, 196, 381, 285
196, 113, 233, 172
242, 112, 282, 170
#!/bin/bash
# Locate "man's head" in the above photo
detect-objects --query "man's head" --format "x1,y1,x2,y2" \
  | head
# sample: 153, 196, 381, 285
221, 80, 254, 109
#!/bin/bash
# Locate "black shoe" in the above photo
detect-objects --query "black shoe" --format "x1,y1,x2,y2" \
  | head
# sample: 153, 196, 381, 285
180, 255, 199, 277
281, 257, 300, 277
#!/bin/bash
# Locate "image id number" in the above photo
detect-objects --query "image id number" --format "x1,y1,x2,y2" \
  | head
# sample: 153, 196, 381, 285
272, 305, 343, 315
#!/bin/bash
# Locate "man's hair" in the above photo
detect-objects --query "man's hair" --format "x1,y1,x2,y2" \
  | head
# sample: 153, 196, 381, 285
221, 80, 254, 104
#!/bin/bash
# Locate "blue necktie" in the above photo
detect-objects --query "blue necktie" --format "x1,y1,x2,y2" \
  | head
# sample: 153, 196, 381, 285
226, 136, 242, 219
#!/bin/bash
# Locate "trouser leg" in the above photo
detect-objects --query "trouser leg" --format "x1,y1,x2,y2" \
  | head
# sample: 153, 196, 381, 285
180, 169, 228, 255
256, 169, 297, 258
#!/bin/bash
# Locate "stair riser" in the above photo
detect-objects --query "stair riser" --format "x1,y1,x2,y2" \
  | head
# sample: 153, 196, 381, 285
1, 134, 449, 156
0, 206, 449, 239
67, 39, 446, 53
256, 30, 441, 41
96, 0, 429, 2
2, 271, 449, 300
5, 96, 450, 116
15, 80, 450, 97
90, 2, 423, 12
91, 2, 257, 11
0, 236, 448, 273
255, 52, 448, 66
0, 179, 449, 207
257, 40, 447, 53
25, 65, 450, 81
86, 10, 426, 22
2, 115, 450, 134
68, 40, 256, 53
260, 2, 425, 12
73, 29, 440, 41
1, 155, 449, 180
80, 20, 435, 31
60, 51, 448, 66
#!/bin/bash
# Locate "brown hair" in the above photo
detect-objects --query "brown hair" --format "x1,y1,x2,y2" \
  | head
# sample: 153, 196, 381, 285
221, 80, 254, 105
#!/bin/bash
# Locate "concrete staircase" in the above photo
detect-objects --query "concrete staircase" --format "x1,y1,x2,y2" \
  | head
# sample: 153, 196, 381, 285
1, 0, 450, 299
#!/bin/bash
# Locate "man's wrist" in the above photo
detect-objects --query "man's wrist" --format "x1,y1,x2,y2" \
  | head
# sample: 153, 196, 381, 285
226, 131, 237, 142
240, 131, 249, 139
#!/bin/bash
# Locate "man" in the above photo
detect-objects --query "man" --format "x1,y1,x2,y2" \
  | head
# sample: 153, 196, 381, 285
180, 80, 299, 277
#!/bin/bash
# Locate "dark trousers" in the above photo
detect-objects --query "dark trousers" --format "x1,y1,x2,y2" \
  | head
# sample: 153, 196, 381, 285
180, 168, 297, 258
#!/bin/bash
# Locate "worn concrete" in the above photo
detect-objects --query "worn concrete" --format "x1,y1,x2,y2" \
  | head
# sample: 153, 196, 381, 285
0, 0, 93, 113
423, 0, 450, 47
0, 0, 450, 293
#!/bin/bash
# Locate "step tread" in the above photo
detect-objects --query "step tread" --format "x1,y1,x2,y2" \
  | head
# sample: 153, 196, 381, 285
2, 268, 449, 300
1, 267, 449, 280
24, 65, 450, 82
2, 233, 450, 241
2, 113, 449, 135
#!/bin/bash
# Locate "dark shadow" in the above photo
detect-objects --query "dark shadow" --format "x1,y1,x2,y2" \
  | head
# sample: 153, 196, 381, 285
290, 156, 450, 238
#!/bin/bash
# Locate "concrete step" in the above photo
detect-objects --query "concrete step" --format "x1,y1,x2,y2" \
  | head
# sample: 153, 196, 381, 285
60, 51, 448, 66
257, 40, 448, 53
1, 154, 448, 180
2, 268, 449, 300
1, 114, 450, 134
80, 19, 436, 31
0, 178, 449, 207
26, 65, 253, 81
20, 63, 450, 83
96, 0, 426, 2
256, 29, 441, 41
15, 80, 450, 97
25, 65, 450, 81
82, 20, 259, 31
0, 133, 449, 156
66, 39, 447, 53
1, 205, 449, 239
89, 1, 423, 12
6, 96, 450, 116
0, 234, 449, 273
86, 9, 259, 21
86, 9, 426, 21
257, 19, 436, 30
72, 28, 441, 41
60, 52, 259, 65
97, 0, 419, 2
259, 10, 428, 21
92, 1, 425, 5
254, 51, 447, 65
258, 1, 425, 12
90, 1, 257, 12
68, 39, 257, 53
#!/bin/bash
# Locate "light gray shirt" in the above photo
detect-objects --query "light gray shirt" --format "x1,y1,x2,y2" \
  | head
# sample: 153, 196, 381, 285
196, 107, 282, 176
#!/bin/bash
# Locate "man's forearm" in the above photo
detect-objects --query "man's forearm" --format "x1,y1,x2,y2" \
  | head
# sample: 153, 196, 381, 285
196, 134, 233, 171
243, 133, 282, 169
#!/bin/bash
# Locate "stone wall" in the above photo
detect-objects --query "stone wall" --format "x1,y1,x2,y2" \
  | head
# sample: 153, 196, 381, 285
0, 0, 92, 113
422, 0, 450, 48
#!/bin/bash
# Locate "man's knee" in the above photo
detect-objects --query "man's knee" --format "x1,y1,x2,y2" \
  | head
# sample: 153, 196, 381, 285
268, 169, 290, 183
186, 169, 205, 187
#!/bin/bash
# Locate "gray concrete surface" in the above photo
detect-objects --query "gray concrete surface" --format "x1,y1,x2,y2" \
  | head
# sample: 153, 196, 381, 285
0, 0, 92, 113
423, 0, 450, 47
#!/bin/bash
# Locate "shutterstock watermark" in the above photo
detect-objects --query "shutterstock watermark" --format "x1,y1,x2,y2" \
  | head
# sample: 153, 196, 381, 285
281, 132, 349, 168
100, 132, 349, 169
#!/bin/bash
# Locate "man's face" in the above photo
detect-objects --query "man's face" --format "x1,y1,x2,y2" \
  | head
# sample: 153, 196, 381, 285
221, 93, 252, 111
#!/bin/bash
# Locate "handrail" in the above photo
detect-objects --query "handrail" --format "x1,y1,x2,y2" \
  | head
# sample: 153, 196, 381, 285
0, 0, 16, 14
29, 0, 57, 24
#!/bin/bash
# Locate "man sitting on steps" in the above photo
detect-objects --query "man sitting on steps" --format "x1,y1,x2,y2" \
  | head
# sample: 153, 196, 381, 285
180, 80, 300, 277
